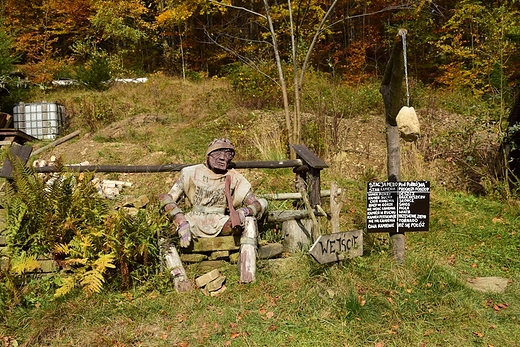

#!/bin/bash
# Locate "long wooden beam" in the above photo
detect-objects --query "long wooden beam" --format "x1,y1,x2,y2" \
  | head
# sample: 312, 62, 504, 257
29, 159, 303, 173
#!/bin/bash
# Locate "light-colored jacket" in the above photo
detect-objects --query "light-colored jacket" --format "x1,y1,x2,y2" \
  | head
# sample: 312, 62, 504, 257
168, 164, 252, 237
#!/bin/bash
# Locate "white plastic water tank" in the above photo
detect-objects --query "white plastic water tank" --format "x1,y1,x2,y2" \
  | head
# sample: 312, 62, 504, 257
13, 101, 65, 140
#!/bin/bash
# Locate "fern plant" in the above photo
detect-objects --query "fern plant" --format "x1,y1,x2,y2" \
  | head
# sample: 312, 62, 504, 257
2, 153, 168, 301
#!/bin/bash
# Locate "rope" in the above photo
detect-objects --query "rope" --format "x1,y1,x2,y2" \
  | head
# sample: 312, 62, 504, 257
401, 30, 410, 107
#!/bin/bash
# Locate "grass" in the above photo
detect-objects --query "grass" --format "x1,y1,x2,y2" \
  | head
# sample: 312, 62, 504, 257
1, 189, 518, 346
1, 74, 520, 346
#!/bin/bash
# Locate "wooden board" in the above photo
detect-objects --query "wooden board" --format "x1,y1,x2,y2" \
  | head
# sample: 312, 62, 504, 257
309, 230, 363, 264
1, 144, 33, 179
290, 144, 328, 169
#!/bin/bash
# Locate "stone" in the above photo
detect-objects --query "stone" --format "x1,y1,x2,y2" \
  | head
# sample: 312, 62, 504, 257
195, 268, 220, 288
467, 277, 509, 293
188, 236, 240, 252
209, 250, 230, 260
196, 260, 227, 273
180, 253, 208, 263
396, 106, 420, 142
266, 257, 300, 276
258, 243, 283, 259
38, 259, 56, 273
206, 275, 226, 292
210, 285, 227, 297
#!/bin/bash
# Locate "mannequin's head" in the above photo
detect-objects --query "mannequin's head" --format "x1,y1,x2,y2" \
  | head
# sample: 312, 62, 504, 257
206, 138, 235, 173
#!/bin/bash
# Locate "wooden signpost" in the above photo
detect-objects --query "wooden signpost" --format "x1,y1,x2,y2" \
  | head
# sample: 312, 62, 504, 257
309, 230, 363, 264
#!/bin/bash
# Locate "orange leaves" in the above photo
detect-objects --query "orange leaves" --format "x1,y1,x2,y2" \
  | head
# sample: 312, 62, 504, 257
484, 299, 509, 311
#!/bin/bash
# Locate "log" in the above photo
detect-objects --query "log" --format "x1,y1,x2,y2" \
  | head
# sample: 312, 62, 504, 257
258, 190, 331, 200
31, 159, 303, 173
267, 209, 325, 222
30, 130, 80, 157
239, 216, 257, 283
282, 219, 312, 252
164, 245, 192, 293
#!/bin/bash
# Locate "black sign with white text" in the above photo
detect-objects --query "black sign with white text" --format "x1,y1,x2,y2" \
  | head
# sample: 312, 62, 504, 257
366, 181, 430, 233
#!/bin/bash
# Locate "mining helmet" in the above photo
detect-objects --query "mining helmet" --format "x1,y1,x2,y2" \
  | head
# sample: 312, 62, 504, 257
206, 138, 235, 157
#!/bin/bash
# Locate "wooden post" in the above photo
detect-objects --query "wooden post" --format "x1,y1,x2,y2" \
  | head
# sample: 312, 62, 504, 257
239, 216, 257, 283
164, 244, 192, 293
290, 144, 328, 242
380, 29, 407, 263
330, 181, 343, 234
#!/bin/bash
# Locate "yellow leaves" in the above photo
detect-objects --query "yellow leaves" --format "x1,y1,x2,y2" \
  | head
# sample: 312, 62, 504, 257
54, 276, 76, 298
80, 269, 105, 295
10, 253, 40, 275
93, 253, 116, 272
156, 6, 194, 26
52, 252, 115, 297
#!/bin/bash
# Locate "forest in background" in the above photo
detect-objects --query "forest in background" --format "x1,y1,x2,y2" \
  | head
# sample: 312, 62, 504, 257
0, 0, 519, 98
1, 0, 520, 166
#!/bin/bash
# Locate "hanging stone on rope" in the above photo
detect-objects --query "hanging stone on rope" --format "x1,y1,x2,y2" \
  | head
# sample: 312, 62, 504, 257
396, 106, 420, 142
396, 29, 420, 142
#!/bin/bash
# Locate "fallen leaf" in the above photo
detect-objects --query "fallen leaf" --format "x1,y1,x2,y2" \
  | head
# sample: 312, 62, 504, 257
474, 331, 484, 338
387, 297, 394, 304
179, 342, 189, 347
224, 341, 231, 346
375, 342, 385, 347
471, 263, 477, 268
229, 323, 237, 329
231, 332, 240, 339
266, 311, 274, 319
269, 324, 277, 331
259, 308, 266, 315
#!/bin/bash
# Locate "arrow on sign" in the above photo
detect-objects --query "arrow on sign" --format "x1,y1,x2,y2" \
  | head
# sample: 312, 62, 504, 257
309, 230, 363, 264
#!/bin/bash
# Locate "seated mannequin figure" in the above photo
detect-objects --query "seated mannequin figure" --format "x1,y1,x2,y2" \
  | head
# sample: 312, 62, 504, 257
159, 138, 267, 283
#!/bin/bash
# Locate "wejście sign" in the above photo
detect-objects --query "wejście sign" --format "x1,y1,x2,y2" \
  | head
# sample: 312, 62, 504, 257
366, 181, 430, 233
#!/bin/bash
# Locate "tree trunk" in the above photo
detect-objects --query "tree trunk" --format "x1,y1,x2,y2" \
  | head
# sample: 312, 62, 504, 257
380, 29, 407, 264
263, 0, 293, 147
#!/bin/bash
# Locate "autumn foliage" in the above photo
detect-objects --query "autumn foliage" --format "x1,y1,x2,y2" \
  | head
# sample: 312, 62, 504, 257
0, 0, 519, 96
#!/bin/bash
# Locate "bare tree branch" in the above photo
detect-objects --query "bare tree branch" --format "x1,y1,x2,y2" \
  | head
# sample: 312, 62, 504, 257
203, 28, 279, 87
208, 0, 266, 19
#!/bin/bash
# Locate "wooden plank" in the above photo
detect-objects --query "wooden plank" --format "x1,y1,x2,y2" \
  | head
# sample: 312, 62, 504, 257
258, 190, 330, 200
1, 144, 33, 179
290, 144, 328, 169
0, 129, 38, 144
309, 230, 363, 264
187, 235, 240, 252
0, 112, 12, 128
267, 209, 325, 222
